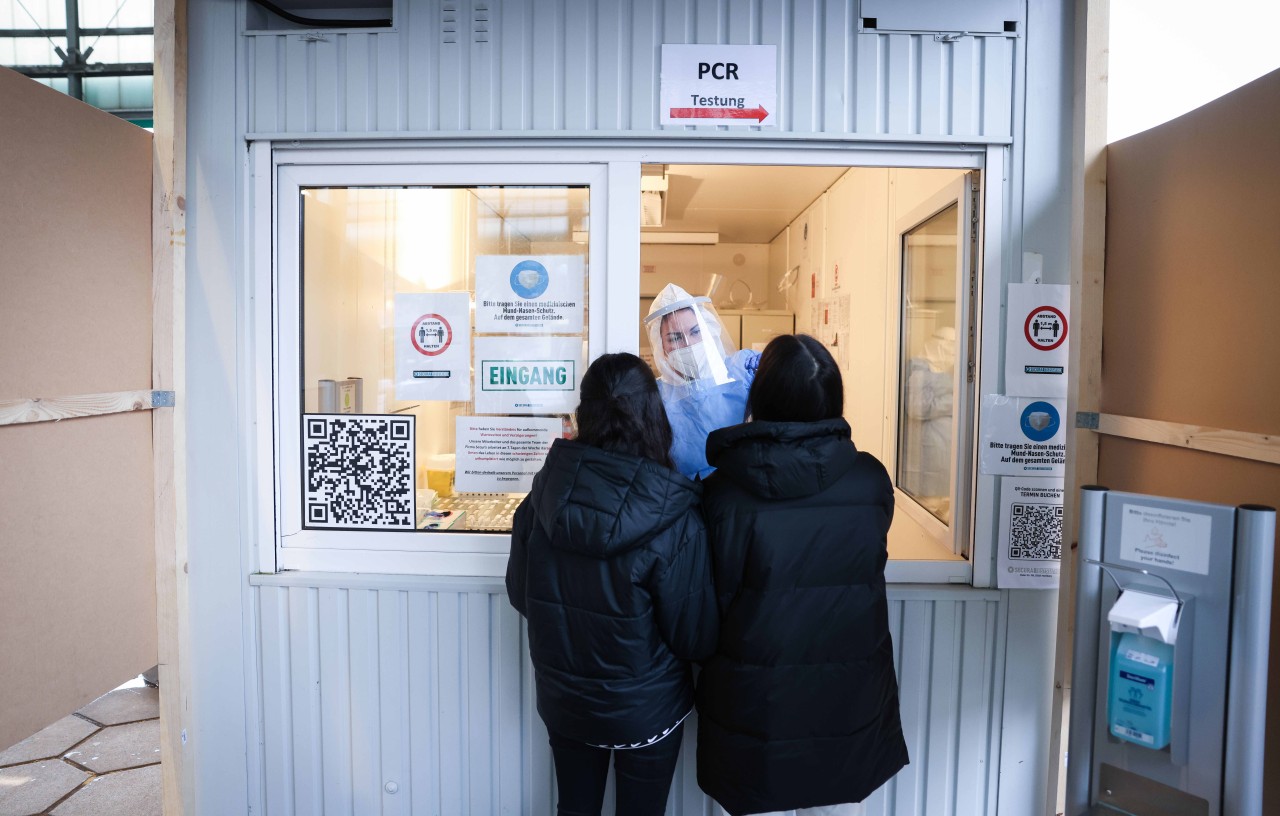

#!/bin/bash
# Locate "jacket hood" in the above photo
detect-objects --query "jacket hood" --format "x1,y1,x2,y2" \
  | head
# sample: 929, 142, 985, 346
705, 417, 859, 500
528, 438, 701, 558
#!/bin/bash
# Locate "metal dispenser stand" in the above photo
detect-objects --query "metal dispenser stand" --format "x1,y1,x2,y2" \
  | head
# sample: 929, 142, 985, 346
1066, 487, 1275, 815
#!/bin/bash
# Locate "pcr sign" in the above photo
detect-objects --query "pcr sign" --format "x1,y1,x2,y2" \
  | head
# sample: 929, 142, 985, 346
661, 44, 777, 126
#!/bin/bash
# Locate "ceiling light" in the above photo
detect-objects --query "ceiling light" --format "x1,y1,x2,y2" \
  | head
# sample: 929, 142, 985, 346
639, 232, 719, 245
640, 164, 669, 192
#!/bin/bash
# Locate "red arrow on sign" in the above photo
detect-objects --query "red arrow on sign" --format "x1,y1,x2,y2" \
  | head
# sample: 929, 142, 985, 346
669, 105, 769, 122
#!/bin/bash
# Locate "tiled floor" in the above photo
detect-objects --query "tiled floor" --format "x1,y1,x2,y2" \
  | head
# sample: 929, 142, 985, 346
0, 685, 161, 816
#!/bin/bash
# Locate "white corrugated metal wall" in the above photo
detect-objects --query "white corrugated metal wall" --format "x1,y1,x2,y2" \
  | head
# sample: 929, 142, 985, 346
243, 0, 1015, 139
253, 578, 1005, 816
183, 1, 1065, 813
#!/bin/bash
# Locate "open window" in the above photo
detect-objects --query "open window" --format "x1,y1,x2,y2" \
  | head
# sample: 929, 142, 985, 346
889, 174, 980, 563
627, 162, 983, 581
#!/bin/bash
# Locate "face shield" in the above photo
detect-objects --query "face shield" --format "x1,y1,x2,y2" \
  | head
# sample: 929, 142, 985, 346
644, 283, 736, 390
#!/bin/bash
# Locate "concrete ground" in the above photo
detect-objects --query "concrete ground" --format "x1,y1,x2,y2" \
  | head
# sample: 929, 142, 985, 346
0, 684, 161, 816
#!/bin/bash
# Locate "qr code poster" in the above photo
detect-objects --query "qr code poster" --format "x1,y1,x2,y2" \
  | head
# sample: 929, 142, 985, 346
997, 476, 1064, 589
303, 414, 415, 530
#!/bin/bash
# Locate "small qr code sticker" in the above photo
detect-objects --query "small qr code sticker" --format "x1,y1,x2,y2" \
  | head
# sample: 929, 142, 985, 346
303, 414, 415, 530
1008, 502, 1063, 560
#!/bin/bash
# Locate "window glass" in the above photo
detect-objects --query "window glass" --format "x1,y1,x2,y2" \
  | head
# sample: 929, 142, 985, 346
300, 186, 589, 534
897, 203, 959, 525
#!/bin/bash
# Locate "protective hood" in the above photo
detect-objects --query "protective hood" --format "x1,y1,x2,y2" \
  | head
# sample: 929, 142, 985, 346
644, 283, 735, 392
528, 438, 701, 558
705, 418, 859, 501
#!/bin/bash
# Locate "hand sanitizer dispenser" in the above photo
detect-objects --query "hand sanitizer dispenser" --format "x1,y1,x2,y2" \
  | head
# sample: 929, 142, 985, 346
1106, 589, 1180, 750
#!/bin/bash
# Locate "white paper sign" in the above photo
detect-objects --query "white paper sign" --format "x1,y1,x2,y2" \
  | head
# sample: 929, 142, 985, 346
1005, 283, 1070, 397
978, 394, 1067, 478
395, 293, 471, 402
1119, 503, 1213, 575
997, 477, 1064, 589
474, 336, 584, 415
454, 416, 560, 493
661, 44, 777, 126
475, 255, 585, 334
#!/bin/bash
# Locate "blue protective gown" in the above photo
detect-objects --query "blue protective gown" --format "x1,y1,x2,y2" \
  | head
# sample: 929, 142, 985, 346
659, 349, 760, 480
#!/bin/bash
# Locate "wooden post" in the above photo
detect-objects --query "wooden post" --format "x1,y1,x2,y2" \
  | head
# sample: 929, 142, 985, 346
1048, 0, 1108, 811
153, 0, 190, 813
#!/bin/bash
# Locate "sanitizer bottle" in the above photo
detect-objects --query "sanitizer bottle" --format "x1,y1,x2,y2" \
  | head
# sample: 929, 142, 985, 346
1108, 632, 1174, 750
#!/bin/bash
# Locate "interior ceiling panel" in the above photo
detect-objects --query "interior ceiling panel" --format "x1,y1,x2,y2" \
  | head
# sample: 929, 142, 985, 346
653, 165, 847, 243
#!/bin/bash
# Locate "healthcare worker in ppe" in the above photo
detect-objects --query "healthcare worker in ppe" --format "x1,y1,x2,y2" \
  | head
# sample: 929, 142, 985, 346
645, 283, 760, 480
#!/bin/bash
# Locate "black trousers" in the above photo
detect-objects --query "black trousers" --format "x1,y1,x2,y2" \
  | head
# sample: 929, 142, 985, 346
548, 724, 685, 816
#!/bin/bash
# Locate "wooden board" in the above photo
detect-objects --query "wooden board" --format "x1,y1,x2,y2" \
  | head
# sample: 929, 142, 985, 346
1097, 413, 1280, 466
152, 1, 191, 813
0, 391, 158, 425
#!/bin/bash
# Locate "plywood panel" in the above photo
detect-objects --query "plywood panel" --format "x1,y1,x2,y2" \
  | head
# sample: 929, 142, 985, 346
0, 68, 155, 752
0, 413, 156, 748
1104, 69, 1280, 435
0, 70, 151, 398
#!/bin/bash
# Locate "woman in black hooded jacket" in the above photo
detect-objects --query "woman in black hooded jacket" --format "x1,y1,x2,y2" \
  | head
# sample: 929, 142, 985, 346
507, 352, 718, 816
696, 334, 909, 815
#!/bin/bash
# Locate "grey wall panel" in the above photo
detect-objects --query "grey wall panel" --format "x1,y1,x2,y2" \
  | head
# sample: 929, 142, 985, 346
313, 36, 340, 133
818, 0, 856, 134
255, 583, 1002, 815
887, 598, 1000, 815
563, 0, 593, 131
259, 587, 294, 816
626, 0, 662, 131
375, 33, 406, 131
285, 35, 310, 132
403, 2, 432, 131
318, 588, 355, 816
257, 585, 527, 815
981, 36, 1015, 136
243, 0, 1016, 140
918, 35, 945, 136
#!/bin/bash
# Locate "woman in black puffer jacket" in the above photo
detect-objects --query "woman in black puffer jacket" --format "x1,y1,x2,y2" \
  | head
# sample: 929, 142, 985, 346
507, 352, 718, 816
696, 334, 909, 816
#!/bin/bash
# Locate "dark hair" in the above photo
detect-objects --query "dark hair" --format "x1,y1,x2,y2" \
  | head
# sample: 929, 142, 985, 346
747, 334, 844, 422
575, 352, 675, 469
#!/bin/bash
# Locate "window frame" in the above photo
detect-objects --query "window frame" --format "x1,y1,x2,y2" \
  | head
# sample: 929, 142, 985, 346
265, 159, 610, 576
249, 143, 999, 584
886, 174, 981, 561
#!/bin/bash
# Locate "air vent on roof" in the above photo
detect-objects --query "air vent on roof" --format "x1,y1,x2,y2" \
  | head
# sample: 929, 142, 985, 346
442, 3, 458, 44
858, 0, 1022, 36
